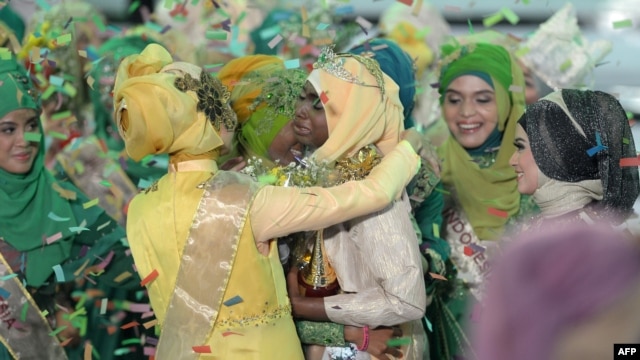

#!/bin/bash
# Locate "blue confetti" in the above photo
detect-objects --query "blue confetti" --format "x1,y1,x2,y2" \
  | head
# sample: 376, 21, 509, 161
586, 131, 608, 156
223, 295, 243, 307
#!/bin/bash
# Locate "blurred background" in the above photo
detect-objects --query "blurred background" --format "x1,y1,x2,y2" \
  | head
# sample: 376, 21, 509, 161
12, 0, 638, 111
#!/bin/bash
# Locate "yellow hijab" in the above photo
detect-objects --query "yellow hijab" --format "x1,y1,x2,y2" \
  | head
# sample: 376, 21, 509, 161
113, 44, 224, 162
309, 54, 404, 163
437, 42, 526, 240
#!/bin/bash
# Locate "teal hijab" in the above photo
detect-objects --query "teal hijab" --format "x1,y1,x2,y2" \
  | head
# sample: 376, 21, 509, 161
0, 57, 97, 286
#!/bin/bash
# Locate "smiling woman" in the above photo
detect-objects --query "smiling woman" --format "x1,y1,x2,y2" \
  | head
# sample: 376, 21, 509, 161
0, 108, 40, 174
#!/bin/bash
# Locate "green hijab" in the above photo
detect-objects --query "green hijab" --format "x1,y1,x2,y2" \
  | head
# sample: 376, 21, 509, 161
238, 68, 307, 162
436, 41, 526, 240
0, 57, 82, 286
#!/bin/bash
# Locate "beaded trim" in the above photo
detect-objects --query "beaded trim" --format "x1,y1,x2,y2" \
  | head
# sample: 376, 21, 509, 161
174, 71, 238, 131
216, 304, 292, 329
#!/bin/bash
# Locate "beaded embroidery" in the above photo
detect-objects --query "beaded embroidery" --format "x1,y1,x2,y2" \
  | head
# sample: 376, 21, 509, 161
216, 304, 291, 329
174, 71, 238, 132
313, 46, 386, 99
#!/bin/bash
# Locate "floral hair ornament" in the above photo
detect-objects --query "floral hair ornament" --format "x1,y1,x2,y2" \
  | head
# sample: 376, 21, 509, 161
312, 45, 386, 99
174, 70, 238, 132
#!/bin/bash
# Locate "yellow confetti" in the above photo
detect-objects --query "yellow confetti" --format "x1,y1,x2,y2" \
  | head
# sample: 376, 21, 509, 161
82, 198, 99, 209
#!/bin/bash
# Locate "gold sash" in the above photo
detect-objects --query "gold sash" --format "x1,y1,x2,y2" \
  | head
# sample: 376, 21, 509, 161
442, 207, 499, 301
0, 255, 67, 359
155, 171, 260, 359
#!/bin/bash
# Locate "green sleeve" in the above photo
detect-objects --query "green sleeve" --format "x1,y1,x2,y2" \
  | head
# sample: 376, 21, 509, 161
295, 319, 347, 347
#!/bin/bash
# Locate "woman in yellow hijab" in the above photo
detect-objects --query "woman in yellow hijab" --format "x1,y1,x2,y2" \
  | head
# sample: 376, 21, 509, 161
114, 43, 423, 359
285, 46, 430, 360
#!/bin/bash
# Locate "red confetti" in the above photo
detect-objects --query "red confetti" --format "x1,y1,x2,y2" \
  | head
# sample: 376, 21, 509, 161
120, 321, 139, 330
192, 345, 212, 353
60, 338, 73, 347
620, 157, 640, 167
319, 91, 329, 104
397, 0, 414, 5
487, 207, 509, 218
140, 269, 159, 287
429, 272, 448, 281
463, 246, 475, 256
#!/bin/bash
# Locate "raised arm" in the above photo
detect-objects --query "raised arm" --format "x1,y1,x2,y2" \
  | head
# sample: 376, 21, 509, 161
251, 140, 420, 243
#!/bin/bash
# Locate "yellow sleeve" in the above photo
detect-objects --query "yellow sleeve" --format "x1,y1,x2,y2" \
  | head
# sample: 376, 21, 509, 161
251, 140, 420, 243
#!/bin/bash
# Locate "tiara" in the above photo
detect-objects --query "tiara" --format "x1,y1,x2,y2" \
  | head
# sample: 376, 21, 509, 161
313, 45, 386, 98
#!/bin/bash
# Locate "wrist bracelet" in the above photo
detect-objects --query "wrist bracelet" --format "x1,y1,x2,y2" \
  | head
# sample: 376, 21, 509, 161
357, 325, 369, 351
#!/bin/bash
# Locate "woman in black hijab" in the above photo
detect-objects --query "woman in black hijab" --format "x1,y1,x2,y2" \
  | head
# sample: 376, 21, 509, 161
509, 89, 639, 226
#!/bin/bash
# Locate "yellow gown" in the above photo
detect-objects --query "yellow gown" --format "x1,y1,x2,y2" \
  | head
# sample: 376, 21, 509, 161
126, 143, 419, 359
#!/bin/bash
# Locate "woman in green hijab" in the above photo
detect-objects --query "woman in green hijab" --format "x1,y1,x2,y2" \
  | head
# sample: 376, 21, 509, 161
0, 56, 140, 359
430, 40, 538, 359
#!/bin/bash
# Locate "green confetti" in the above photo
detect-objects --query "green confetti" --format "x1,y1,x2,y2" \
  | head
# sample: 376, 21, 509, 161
56, 33, 72, 45
236, 11, 247, 25
20, 303, 28, 322
48, 325, 67, 337
92, 14, 106, 32
515, 46, 531, 58
0, 274, 18, 281
559, 59, 572, 72
99, 180, 112, 187
24, 132, 42, 142
128, 1, 140, 14
51, 110, 72, 121
0, 48, 11, 60
386, 337, 412, 347
82, 198, 99, 209
432, 223, 440, 238
612, 19, 633, 29
482, 13, 503, 28
501, 7, 520, 25
114, 347, 133, 356
623, 138, 630, 144
163, 0, 175, 9
434, 187, 450, 195
205, 30, 228, 41
48, 131, 68, 140
121, 338, 143, 346
415, 26, 431, 39
41, 309, 49, 317
48, 212, 70, 222
467, 19, 474, 34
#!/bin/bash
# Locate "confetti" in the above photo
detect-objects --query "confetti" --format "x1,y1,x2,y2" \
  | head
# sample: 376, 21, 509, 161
267, 34, 283, 49
509, 84, 523, 93
586, 131, 608, 156
559, 59, 572, 72
432, 223, 440, 238
0, 274, 18, 281
128, 1, 141, 14
259, 25, 280, 40
56, 34, 72, 46
114, 271, 133, 283
487, 207, 509, 218
129, 303, 151, 313
0, 287, 10, 299
120, 321, 139, 330
333, 5, 354, 15
284, 59, 301, 69
45, 232, 63, 245
429, 272, 447, 281
20, 303, 28, 322
482, 12, 504, 28
412, 0, 424, 15
48, 212, 70, 222
0, 48, 10, 60
205, 30, 228, 41
49, 325, 67, 337
35, 0, 51, 11
52, 264, 65, 282
140, 269, 159, 287
192, 345, 212, 353
223, 295, 243, 307
501, 7, 520, 25
98, 298, 108, 315
355, 16, 373, 34
319, 91, 329, 104
397, 0, 413, 6
143, 347, 156, 356
463, 246, 475, 256
82, 198, 99, 209
612, 19, 633, 29
69, 226, 90, 233
620, 157, 640, 167
387, 337, 412, 347
24, 132, 42, 142
142, 319, 158, 329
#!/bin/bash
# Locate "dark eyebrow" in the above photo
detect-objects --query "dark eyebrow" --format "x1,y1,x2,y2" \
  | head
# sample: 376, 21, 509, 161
445, 89, 494, 96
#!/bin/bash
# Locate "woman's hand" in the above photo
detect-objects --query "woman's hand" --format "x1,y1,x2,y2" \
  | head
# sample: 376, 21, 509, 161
219, 156, 246, 172
344, 325, 404, 360
401, 129, 441, 177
